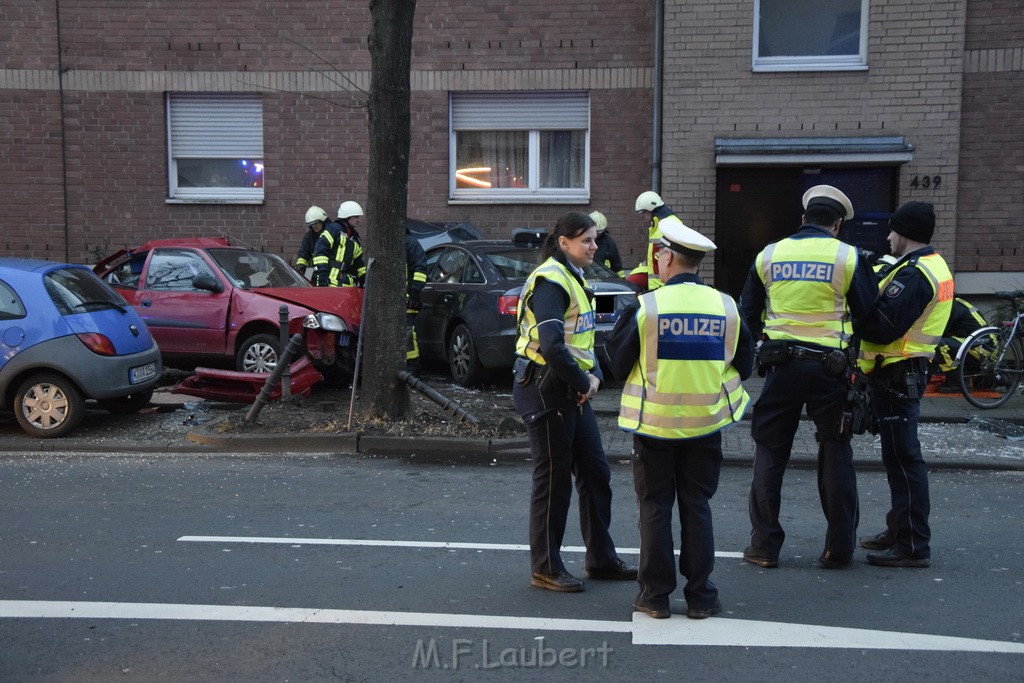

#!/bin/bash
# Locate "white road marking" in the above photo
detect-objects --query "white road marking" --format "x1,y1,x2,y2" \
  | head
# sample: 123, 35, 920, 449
0, 601, 627, 634
1, 600, 1022, 653
630, 613, 1024, 651
176, 535, 744, 559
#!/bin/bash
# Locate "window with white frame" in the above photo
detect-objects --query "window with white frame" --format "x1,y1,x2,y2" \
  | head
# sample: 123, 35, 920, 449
753, 0, 867, 72
449, 92, 589, 203
166, 93, 264, 203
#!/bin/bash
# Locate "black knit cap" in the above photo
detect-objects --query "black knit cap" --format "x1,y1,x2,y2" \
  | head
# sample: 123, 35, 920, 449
888, 201, 935, 243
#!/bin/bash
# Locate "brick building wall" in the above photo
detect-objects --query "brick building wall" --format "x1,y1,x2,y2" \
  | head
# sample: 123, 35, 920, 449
957, 0, 1024, 276
0, 1, 653, 264
660, 1, 966, 278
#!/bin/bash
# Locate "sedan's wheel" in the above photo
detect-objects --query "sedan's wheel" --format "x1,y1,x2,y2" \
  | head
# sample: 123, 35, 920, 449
237, 333, 281, 373
448, 323, 485, 387
14, 373, 85, 438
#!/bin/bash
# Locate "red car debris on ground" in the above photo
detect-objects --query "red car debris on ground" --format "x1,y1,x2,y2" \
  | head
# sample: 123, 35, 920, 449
94, 238, 362, 386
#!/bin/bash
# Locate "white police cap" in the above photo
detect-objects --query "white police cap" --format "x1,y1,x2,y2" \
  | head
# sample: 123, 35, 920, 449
802, 185, 854, 220
659, 215, 716, 253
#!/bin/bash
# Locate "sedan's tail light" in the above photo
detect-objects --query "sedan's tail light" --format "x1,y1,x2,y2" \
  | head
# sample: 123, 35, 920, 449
498, 295, 519, 316
76, 332, 117, 356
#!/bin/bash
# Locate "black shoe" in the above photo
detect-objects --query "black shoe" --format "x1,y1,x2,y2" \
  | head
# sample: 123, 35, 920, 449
686, 599, 722, 620
531, 570, 586, 592
585, 558, 638, 581
867, 549, 930, 568
819, 550, 852, 569
633, 602, 671, 619
858, 530, 895, 551
742, 547, 779, 568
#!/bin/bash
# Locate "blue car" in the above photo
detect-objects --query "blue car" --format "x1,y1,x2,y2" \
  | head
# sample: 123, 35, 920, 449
0, 259, 162, 438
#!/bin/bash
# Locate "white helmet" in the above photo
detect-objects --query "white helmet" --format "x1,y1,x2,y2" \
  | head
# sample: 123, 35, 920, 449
635, 191, 664, 213
589, 210, 608, 233
304, 205, 328, 225
338, 201, 364, 220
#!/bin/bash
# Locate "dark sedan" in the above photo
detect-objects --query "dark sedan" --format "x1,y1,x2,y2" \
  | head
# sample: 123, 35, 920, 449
415, 240, 639, 386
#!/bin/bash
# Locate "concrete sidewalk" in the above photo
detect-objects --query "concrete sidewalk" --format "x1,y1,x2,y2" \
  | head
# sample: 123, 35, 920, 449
3, 375, 1022, 471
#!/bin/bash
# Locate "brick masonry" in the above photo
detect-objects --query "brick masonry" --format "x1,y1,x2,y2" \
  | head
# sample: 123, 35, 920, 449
0, 1, 1020, 283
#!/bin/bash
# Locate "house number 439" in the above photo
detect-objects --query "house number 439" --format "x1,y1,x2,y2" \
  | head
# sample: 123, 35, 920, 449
909, 175, 941, 189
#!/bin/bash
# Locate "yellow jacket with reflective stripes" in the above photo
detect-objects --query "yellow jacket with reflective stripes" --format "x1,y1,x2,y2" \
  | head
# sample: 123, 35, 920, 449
755, 236, 857, 349
618, 282, 750, 439
858, 253, 954, 372
515, 258, 597, 371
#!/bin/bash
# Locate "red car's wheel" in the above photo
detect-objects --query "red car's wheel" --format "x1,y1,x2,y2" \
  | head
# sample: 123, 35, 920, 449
237, 333, 281, 373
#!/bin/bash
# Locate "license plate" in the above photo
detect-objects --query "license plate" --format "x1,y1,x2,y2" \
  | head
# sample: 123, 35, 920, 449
130, 362, 157, 384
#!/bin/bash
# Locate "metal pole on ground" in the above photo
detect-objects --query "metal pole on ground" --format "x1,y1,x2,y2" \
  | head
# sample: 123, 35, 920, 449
347, 258, 374, 431
398, 370, 480, 425
245, 333, 305, 423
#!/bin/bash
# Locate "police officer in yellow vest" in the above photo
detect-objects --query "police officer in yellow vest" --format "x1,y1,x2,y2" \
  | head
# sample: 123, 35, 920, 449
739, 185, 878, 570
605, 216, 754, 620
856, 202, 953, 568
512, 211, 637, 593
631, 191, 677, 291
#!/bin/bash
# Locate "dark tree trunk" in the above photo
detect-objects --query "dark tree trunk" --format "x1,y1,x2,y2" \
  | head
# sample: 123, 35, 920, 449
361, 0, 417, 419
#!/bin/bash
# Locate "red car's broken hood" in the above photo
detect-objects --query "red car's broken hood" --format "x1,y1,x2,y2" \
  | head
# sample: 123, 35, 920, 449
255, 287, 363, 327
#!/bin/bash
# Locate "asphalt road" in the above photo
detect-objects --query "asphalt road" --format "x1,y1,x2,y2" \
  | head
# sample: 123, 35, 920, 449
1, 452, 1023, 681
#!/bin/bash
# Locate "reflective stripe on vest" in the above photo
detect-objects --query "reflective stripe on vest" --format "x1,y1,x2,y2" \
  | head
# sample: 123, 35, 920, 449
514, 259, 597, 371
756, 237, 855, 349
618, 283, 750, 439
858, 252, 954, 372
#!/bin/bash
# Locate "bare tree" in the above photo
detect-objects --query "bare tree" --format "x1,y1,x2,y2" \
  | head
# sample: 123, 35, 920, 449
360, 0, 417, 419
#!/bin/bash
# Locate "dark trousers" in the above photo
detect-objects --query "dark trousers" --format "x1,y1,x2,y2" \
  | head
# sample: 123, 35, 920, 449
632, 432, 722, 611
748, 357, 859, 559
515, 385, 618, 575
870, 366, 931, 558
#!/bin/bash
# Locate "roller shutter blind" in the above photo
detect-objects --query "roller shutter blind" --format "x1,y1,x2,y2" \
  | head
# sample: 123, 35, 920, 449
168, 93, 263, 158
451, 92, 589, 131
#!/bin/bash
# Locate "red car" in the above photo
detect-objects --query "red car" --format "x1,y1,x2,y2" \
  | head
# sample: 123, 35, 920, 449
94, 238, 362, 384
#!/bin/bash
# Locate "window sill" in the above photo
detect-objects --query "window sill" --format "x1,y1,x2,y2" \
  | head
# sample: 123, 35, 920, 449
166, 198, 265, 205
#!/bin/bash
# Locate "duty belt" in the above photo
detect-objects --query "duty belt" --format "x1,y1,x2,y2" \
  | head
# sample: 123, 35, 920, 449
788, 344, 831, 362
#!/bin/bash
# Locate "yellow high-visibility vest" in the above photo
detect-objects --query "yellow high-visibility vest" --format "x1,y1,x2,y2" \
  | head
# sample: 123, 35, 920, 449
859, 253, 954, 372
755, 236, 857, 349
515, 258, 597, 371
619, 282, 750, 439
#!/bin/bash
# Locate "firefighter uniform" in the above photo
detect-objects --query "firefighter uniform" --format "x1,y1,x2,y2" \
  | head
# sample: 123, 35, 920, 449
295, 228, 320, 271
857, 202, 953, 567
589, 211, 625, 276
739, 185, 878, 568
312, 221, 366, 287
933, 296, 987, 373
634, 192, 677, 291
405, 234, 428, 365
606, 216, 753, 619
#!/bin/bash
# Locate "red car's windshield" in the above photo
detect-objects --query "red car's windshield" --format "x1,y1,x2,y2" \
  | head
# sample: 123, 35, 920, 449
207, 249, 309, 289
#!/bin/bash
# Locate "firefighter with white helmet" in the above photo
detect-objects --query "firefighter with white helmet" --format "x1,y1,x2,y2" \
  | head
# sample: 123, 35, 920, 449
313, 200, 366, 286
631, 190, 677, 290
295, 206, 329, 273
589, 210, 625, 276
336, 201, 364, 244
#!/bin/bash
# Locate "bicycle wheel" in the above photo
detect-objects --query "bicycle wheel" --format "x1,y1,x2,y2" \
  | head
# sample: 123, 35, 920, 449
958, 327, 1022, 409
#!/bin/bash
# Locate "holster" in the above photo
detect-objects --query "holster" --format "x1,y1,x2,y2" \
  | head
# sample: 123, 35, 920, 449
756, 339, 790, 376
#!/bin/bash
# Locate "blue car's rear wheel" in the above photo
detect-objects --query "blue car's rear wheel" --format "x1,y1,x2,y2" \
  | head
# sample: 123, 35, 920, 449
14, 373, 85, 438
448, 323, 485, 387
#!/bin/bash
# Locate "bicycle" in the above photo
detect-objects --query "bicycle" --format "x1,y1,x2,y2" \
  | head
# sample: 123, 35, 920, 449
954, 289, 1024, 409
